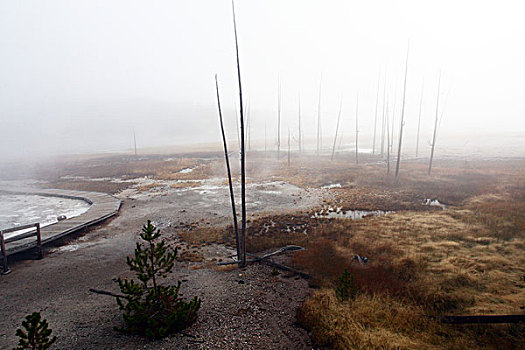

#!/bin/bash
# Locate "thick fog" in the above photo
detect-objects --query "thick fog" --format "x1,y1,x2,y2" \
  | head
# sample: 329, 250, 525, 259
1, 0, 524, 161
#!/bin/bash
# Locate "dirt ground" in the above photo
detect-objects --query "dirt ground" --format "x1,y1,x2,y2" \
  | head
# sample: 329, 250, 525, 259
0, 155, 322, 350
1, 151, 524, 349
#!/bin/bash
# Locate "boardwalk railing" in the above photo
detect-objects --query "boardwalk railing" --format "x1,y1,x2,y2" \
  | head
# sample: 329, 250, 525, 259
0, 223, 42, 274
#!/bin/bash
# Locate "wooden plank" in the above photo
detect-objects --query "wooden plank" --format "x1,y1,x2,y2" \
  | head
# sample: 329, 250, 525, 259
437, 315, 525, 324
4, 230, 37, 244
1, 223, 38, 234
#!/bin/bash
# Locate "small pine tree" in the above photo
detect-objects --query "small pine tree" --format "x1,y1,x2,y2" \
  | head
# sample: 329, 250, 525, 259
336, 269, 357, 302
116, 220, 201, 339
13, 312, 57, 350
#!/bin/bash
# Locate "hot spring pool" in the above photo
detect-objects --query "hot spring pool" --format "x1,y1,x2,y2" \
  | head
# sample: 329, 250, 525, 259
0, 194, 91, 231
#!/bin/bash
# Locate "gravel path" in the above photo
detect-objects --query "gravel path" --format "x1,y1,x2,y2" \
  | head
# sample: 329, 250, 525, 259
0, 180, 320, 349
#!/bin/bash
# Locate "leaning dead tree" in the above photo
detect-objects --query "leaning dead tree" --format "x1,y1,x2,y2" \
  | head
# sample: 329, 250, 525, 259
231, 0, 246, 266
316, 77, 322, 156
428, 71, 441, 175
215, 74, 240, 259
395, 45, 409, 179
331, 96, 343, 160
415, 81, 424, 158
355, 93, 359, 164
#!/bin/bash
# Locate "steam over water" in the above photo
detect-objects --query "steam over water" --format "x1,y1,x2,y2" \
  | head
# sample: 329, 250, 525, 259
0, 194, 90, 230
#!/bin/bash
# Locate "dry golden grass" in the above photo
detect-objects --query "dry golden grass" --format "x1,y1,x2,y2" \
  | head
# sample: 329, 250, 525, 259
298, 289, 524, 350
175, 155, 525, 348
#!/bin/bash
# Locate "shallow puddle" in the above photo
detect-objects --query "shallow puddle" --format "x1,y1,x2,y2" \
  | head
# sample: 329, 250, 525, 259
313, 206, 392, 219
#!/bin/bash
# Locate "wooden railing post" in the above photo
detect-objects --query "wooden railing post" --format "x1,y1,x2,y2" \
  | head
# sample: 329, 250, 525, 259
36, 223, 43, 259
0, 231, 9, 274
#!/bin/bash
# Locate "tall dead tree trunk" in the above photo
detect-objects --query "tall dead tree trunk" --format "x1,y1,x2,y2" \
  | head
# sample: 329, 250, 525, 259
317, 77, 322, 156
133, 128, 137, 156
235, 108, 241, 152
246, 101, 251, 151
231, 0, 246, 267
215, 75, 240, 259
390, 92, 396, 162
355, 93, 359, 165
277, 79, 281, 158
416, 81, 424, 158
264, 121, 267, 154
287, 128, 291, 166
428, 72, 441, 175
298, 95, 302, 153
331, 96, 343, 160
386, 98, 391, 174
373, 72, 380, 155
395, 46, 409, 179
380, 72, 387, 157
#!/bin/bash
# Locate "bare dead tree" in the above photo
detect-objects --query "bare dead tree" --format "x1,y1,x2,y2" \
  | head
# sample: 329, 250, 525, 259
287, 128, 291, 166
395, 45, 409, 179
264, 120, 267, 154
298, 94, 302, 153
380, 71, 387, 157
331, 96, 343, 160
390, 94, 396, 162
277, 78, 281, 157
316, 76, 322, 156
132, 128, 137, 156
231, 0, 246, 267
386, 98, 391, 174
245, 100, 251, 151
373, 71, 380, 155
215, 74, 240, 259
416, 81, 424, 158
355, 93, 359, 164
235, 107, 241, 152
428, 71, 441, 175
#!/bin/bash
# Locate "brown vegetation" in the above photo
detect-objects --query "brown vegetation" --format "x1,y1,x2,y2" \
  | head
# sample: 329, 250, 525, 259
181, 156, 525, 349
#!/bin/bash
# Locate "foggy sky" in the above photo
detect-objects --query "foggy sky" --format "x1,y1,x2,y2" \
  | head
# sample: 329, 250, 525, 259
1, 0, 524, 161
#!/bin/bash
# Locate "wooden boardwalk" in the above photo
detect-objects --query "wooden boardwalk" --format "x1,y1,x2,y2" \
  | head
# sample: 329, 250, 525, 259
0, 188, 121, 257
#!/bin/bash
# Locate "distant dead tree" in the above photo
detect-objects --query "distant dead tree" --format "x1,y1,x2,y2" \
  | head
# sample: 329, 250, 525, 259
373, 71, 380, 155
395, 45, 409, 179
428, 71, 442, 175
215, 74, 240, 259
331, 95, 343, 160
415, 81, 424, 158
277, 78, 282, 157
298, 94, 302, 153
317, 77, 322, 156
231, 0, 246, 267
245, 100, 251, 151
287, 128, 291, 166
235, 107, 241, 152
264, 120, 267, 154
380, 72, 387, 157
132, 128, 137, 156
355, 93, 359, 165
386, 98, 391, 174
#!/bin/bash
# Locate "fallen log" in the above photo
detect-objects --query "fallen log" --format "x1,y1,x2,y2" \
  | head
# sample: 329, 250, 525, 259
246, 252, 310, 279
89, 288, 125, 298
